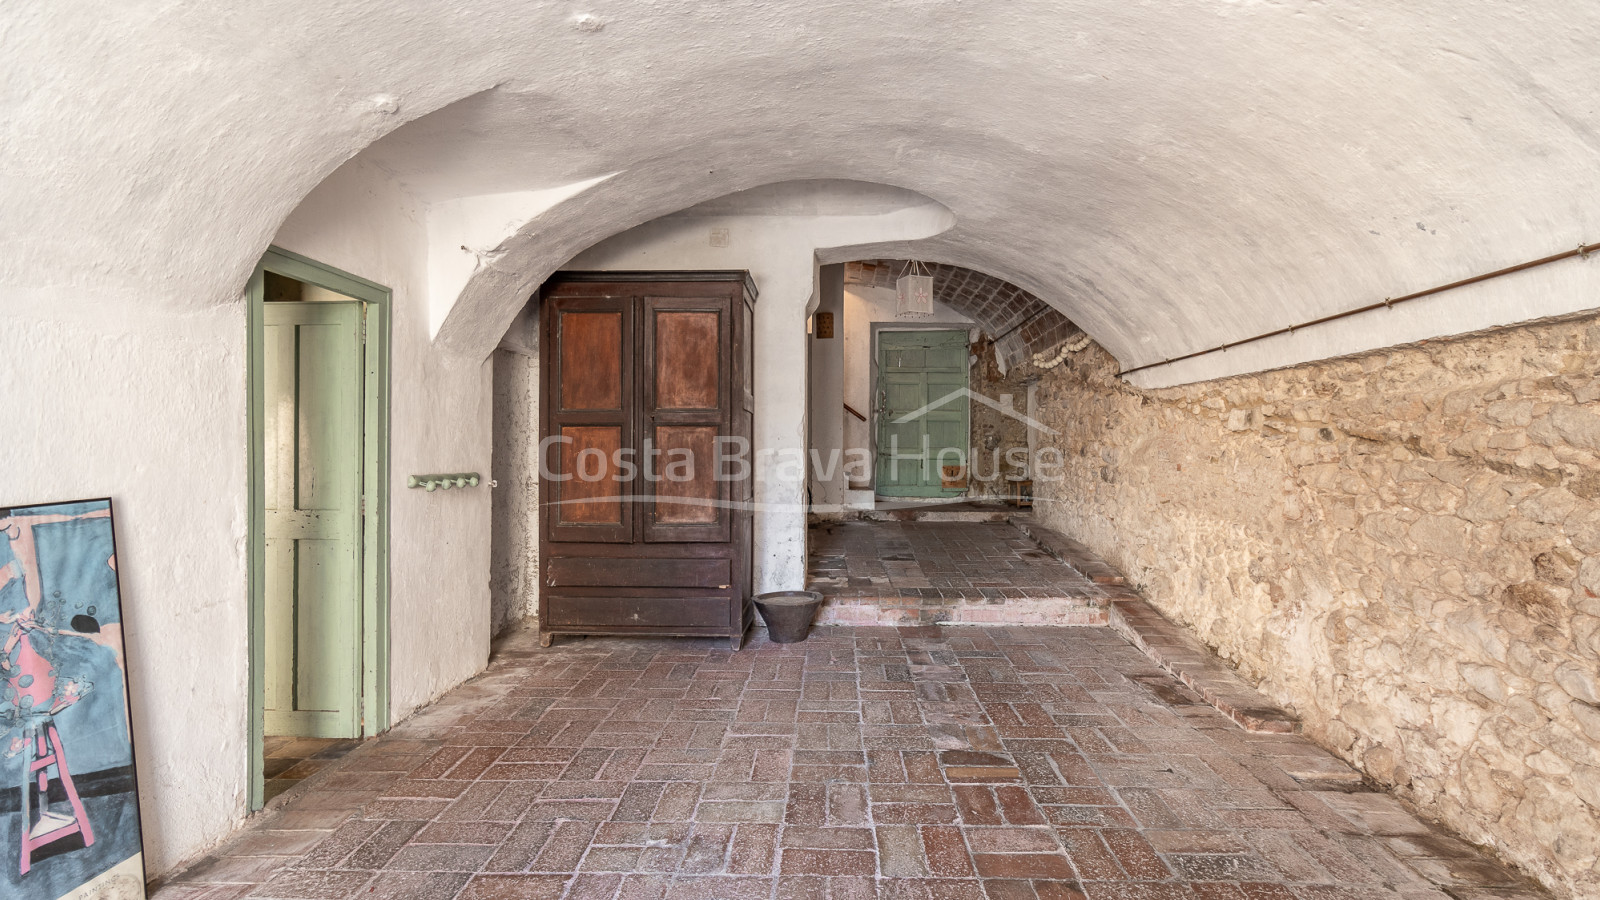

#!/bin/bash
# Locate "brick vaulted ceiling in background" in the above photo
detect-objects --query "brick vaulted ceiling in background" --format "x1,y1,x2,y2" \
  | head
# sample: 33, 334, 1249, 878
845, 260, 1087, 371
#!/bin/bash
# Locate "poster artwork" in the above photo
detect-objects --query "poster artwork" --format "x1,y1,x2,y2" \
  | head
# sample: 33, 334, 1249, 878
0, 500, 145, 899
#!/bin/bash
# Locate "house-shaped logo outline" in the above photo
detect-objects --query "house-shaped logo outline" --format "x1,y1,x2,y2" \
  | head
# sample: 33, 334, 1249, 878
891, 387, 1059, 435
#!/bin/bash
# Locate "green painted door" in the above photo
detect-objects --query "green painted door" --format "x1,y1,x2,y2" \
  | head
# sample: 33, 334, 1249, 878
876, 330, 969, 498
262, 301, 364, 738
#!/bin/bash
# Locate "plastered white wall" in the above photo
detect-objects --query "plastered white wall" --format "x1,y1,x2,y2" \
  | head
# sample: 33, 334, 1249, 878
0, 303, 245, 876
808, 266, 847, 512
272, 159, 493, 723
427, 177, 614, 338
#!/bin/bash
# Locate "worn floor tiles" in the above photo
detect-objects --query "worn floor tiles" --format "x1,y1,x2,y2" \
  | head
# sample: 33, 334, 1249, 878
154, 626, 1547, 900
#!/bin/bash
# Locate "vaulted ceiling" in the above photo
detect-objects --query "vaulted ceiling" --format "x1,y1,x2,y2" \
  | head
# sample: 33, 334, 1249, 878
8, 1, 1600, 385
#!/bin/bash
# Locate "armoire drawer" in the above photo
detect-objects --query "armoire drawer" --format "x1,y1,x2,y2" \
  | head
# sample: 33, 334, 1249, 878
545, 595, 730, 628
546, 556, 732, 589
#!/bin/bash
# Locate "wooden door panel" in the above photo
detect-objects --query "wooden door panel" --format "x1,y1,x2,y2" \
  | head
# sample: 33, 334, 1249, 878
294, 538, 354, 712
643, 296, 730, 543
654, 310, 720, 409
296, 321, 362, 509
553, 425, 626, 526
650, 425, 723, 529
559, 310, 625, 411
877, 330, 969, 498
545, 295, 634, 543
261, 301, 363, 738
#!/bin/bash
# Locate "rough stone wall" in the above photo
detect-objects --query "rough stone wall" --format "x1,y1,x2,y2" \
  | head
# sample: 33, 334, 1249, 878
1031, 314, 1600, 899
489, 345, 539, 636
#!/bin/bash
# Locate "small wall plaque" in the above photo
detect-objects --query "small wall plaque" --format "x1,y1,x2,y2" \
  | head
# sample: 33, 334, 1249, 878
815, 311, 835, 339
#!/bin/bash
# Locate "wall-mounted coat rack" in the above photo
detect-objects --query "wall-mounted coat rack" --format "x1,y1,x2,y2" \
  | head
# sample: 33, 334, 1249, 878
407, 473, 481, 492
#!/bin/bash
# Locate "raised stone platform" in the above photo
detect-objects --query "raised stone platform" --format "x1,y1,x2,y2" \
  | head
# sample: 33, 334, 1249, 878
809, 517, 1300, 736
807, 521, 1108, 627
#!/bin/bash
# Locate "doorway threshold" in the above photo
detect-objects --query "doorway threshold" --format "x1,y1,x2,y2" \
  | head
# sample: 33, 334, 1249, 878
261, 735, 364, 805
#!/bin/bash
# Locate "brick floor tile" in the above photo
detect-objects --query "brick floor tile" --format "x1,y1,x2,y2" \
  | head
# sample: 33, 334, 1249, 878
787, 782, 829, 825
681, 824, 736, 873
921, 825, 976, 878
1098, 829, 1169, 880
654, 782, 703, 821
695, 799, 786, 823
533, 820, 601, 871
361, 871, 472, 900
567, 873, 626, 898
243, 868, 375, 898
827, 875, 882, 900
1079, 884, 1195, 900
971, 852, 1076, 879
664, 876, 776, 899
154, 885, 256, 900
1034, 883, 1090, 900
953, 786, 1005, 826
385, 843, 494, 872
979, 880, 1038, 900
875, 803, 963, 824
157, 620, 1552, 900
994, 787, 1046, 825
830, 781, 871, 824
873, 824, 925, 876
963, 827, 1061, 854
413, 821, 515, 844
457, 873, 569, 900
1055, 828, 1125, 880
780, 848, 878, 876
727, 823, 779, 874
346, 820, 426, 869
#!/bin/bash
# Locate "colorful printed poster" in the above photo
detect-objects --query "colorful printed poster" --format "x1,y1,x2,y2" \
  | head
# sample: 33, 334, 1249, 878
0, 500, 144, 899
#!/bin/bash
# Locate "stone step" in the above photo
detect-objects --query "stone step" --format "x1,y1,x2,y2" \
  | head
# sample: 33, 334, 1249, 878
1007, 516, 1125, 584
856, 500, 1019, 523
815, 592, 1107, 627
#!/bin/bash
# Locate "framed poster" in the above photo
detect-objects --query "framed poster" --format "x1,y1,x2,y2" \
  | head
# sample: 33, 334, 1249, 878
0, 500, 144, 899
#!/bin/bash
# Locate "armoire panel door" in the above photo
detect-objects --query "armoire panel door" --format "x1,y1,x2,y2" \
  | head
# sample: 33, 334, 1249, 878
643, 296, 731, 543
545, 296, 635, 543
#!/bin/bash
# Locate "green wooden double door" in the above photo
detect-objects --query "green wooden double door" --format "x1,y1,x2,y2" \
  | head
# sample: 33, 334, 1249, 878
262, 300, 365, 738
876, 330, 969, 498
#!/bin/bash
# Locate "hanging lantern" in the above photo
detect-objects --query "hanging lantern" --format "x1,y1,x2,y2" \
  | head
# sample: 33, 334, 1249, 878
896, 260, 934, 318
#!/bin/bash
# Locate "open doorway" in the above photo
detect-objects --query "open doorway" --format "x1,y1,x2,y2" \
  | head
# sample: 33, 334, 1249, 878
246, 248, 391, 808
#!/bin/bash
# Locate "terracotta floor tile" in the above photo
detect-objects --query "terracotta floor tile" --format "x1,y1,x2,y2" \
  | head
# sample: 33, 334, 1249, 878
155, 612, 1549, 900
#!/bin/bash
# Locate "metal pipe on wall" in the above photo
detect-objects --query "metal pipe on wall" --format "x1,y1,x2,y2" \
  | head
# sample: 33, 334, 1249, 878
1119, 242, 1600, 378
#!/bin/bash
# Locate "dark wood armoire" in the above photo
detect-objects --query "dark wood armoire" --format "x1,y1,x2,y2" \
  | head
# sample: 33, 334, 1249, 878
537, 271, 757, 649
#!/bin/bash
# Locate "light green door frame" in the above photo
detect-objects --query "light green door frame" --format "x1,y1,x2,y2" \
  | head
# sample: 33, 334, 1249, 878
247, 246, 391, 811
874, 328, 970, 498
